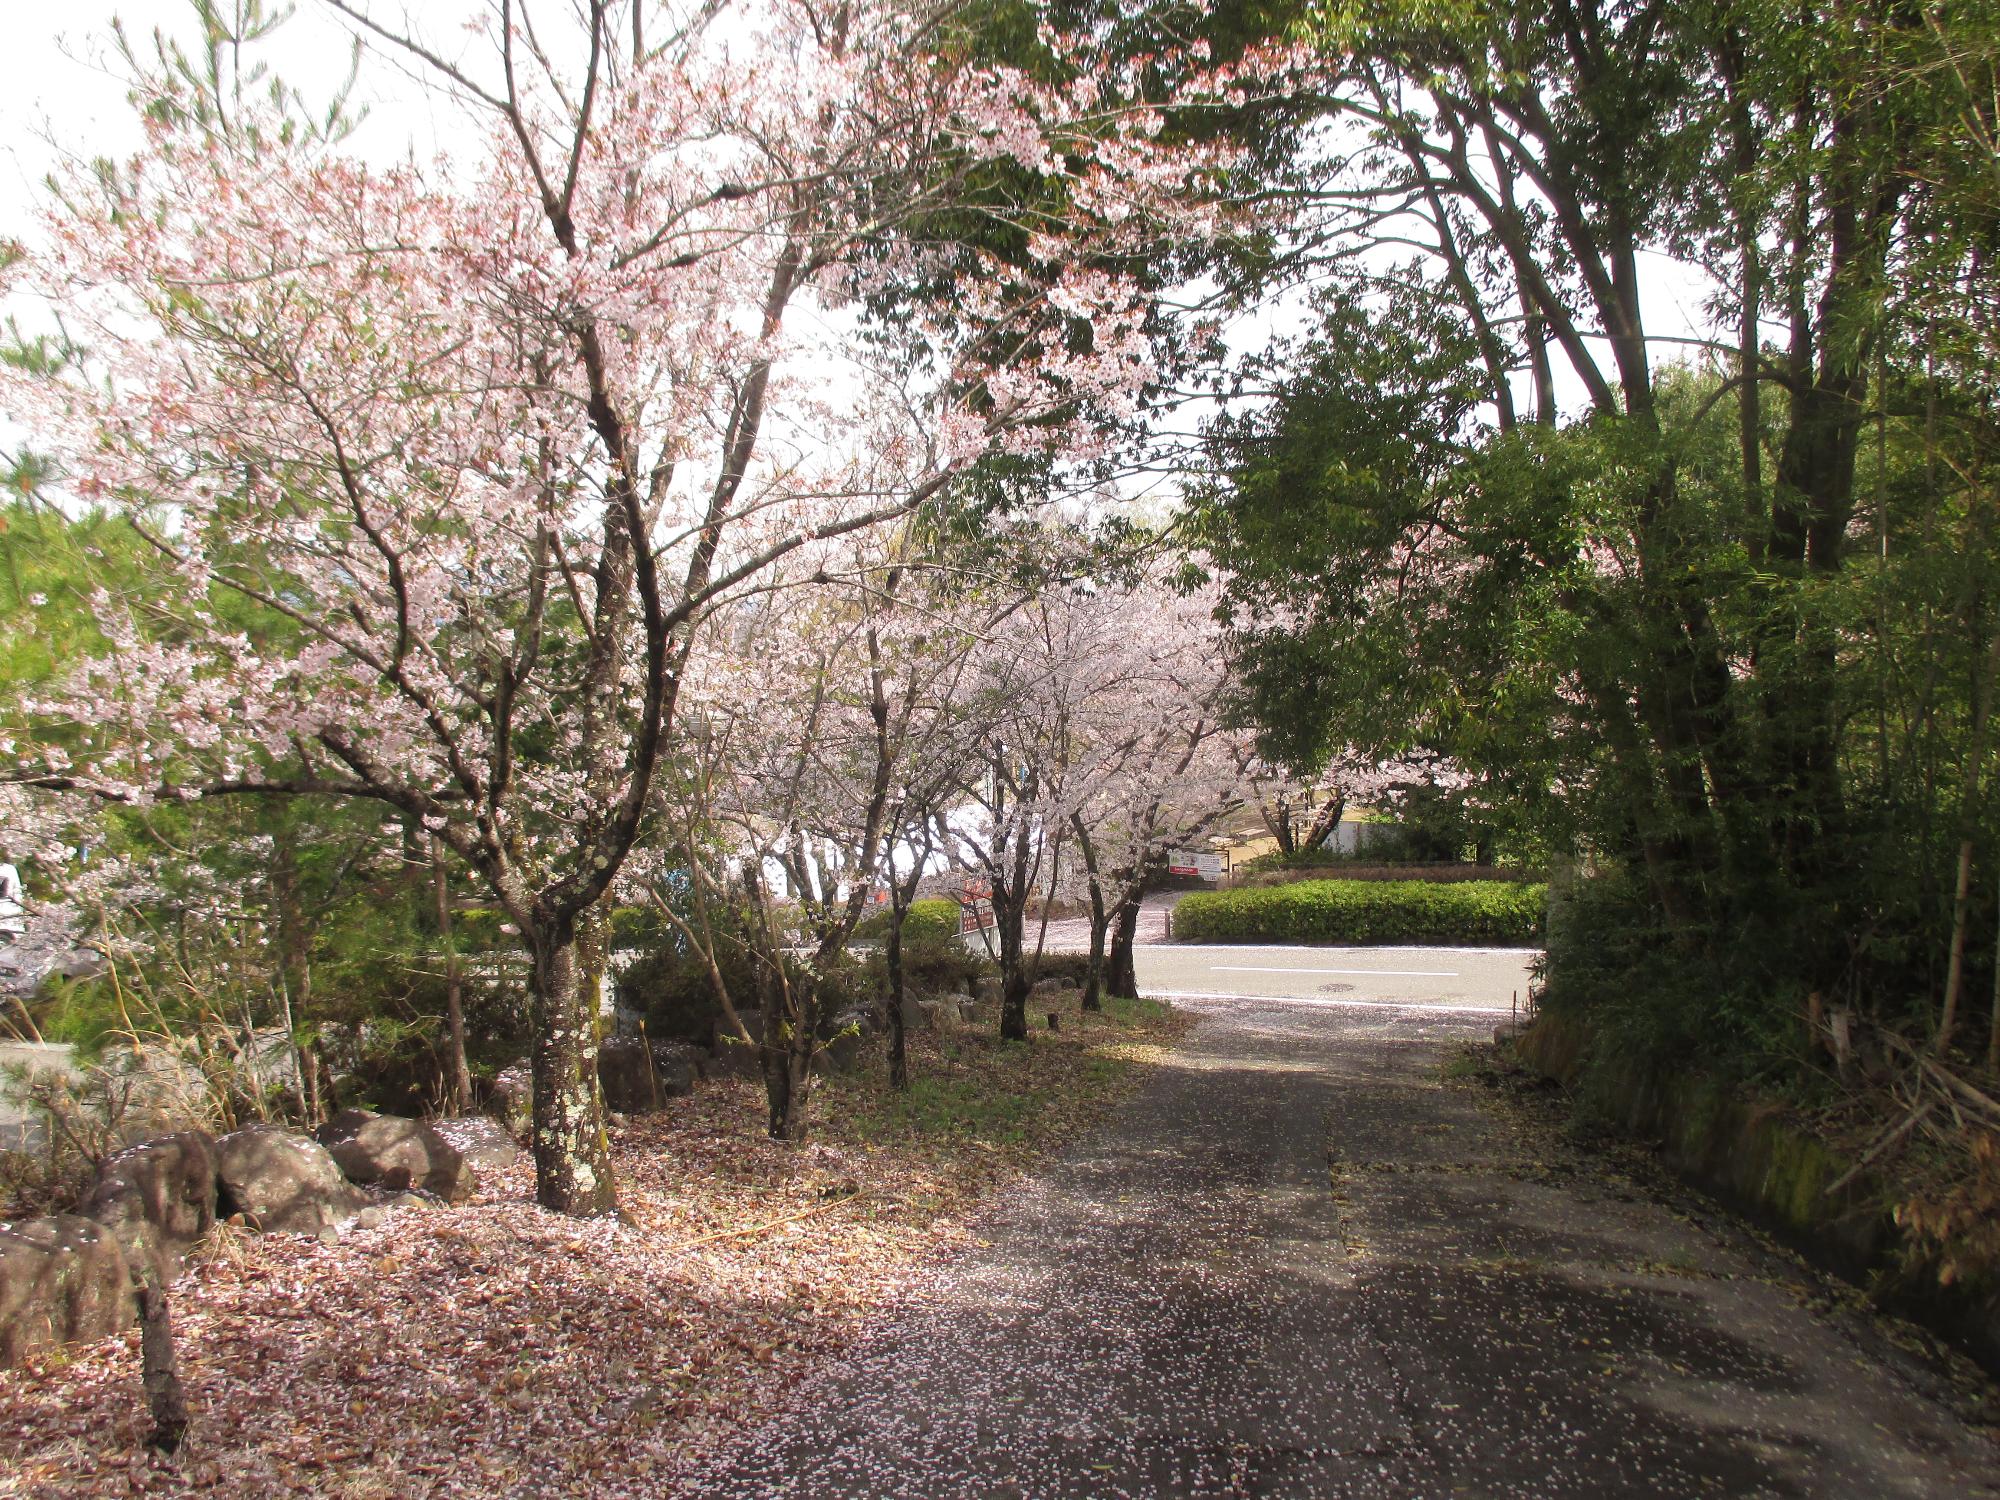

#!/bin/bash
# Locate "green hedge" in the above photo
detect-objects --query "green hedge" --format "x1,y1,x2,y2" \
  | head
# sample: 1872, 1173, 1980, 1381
1174, 879, 1546, 946
852, 898, 963, 943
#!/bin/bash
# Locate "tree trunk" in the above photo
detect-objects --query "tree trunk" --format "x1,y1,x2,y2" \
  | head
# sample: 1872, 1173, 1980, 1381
762, 1011, 814, 1140
271, 829, 320, 1124
1105, 892, 1142, 1001
1302, 795, 1346, 854
526, 919, 618, 1217
885, 905, 910, 1090
995, 893, 1030, 1042
760, 961, 818, 1142
1938, 625, 2000, 1046
1988, 881, 1999, 1073
1082, 889, 1107, 1014
1070, 815, 1106, 1013
139, 1276, 188, 1454
432, 837, 473, 1116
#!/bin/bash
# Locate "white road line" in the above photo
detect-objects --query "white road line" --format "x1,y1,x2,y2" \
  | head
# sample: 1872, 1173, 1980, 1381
1135, 943, 1541, 956
1209, 964, 1460, 978
1149, 990, 1512, 1016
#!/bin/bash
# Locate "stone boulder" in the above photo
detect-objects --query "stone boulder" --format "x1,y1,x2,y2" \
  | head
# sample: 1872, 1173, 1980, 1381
79, 1131, 217, 1280
486, 1061, 533, 1138
597, 1038, 698, 1113
316, 1110, 475, 1203
0, 1215, 135, 1369
975, 976, 1004, 1006
828, 1006, 879, 1040
215, 1124, 366, 1237
431, 1115, 520, 1172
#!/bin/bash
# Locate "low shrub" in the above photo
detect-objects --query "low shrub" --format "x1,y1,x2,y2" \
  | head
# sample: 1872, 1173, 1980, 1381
1174, 878, 1546, 946
902, 931, 991, 996
1535, 869, 1806, 1083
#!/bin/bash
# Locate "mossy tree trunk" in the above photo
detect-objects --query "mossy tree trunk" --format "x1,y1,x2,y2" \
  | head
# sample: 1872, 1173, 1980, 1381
525, 915, 618, 1217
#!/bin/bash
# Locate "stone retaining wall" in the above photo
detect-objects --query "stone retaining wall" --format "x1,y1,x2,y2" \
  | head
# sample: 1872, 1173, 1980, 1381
1512, 1014, 2000, 1380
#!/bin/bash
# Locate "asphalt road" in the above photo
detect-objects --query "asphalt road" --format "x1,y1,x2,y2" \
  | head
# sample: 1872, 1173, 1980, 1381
687, 990, 2000, 1498
1133, 942, 1539, 1014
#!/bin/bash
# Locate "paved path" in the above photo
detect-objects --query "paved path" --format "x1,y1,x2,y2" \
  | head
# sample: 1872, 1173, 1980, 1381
691, 998, 2000, 1498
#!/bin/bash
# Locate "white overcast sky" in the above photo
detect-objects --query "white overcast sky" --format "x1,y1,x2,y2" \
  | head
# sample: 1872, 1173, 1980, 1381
1, 3, 1727, 444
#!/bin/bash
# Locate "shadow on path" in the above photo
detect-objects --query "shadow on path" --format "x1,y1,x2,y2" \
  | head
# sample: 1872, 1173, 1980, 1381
682, 1000, 1999, 1498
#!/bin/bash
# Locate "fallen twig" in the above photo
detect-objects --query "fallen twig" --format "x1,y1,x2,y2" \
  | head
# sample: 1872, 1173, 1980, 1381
660, 1189, 867, 1258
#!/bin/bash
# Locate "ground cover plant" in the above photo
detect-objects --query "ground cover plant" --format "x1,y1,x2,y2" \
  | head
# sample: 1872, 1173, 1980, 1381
1175, 879, 1546, 947
0, 993, 1188, 1498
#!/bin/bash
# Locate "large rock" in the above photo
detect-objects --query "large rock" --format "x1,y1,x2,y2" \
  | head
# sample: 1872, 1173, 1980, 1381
975, 976, 1004, 1006
79, 1131, 217, 1280
0, 1215, 135, 1368
431, 1115, 520, 1172
214, 1124, 366, 1236
486, 1061, 533, 1138
708, 1011, 764, 1079
597, 1038, 697, 1113
812, 1028, 864, 1077
316, 1109, 474, 1203
941, 992, 978, 1023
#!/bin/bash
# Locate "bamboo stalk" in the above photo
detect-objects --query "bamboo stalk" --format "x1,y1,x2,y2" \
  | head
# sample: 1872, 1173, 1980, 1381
1824, 1101, 1933, 1198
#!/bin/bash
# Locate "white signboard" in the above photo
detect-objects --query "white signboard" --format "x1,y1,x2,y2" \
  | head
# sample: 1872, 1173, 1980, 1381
1166, 849, 1225, 881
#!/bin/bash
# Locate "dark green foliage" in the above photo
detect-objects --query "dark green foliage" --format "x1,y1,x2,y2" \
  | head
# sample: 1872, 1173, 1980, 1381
1535, 871, 1809, 1086
457, 905, 663, 953
616, 933, 757, 1046
1239, 854, 1539, 883
1027, 951, 1096, 987
1175, 880, 1546, 946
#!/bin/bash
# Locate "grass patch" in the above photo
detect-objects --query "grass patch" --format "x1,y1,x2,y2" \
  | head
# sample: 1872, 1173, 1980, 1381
837, 992, 1189, 1153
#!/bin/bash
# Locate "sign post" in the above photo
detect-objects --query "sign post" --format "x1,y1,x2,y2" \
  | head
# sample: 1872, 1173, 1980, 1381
1166, 848, 1226, 883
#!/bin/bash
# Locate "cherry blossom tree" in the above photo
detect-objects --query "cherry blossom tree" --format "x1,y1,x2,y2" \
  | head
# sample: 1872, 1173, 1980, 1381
3, 1, 1270, 1213
1054, 579, 1257, 1005
643, 543, 997, 1132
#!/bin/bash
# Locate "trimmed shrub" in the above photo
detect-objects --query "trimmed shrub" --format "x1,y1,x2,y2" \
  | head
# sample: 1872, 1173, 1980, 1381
1239, 862, 1539, 887
902, 931, 991, 996
1174, 879, 1545, 946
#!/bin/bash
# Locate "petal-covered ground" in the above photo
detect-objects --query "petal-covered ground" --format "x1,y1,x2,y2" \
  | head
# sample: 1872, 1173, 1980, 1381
689, 998, 2000, 1499
0, 997, 1188, 1499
